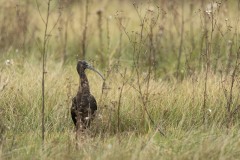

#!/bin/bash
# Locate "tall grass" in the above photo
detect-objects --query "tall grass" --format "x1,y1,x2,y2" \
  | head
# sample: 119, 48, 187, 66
1, 60, 240, 159
1, 0, 240, 159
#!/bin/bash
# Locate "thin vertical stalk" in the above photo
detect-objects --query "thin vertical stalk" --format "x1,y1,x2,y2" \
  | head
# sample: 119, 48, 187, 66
227, 48, 240, 128
97, 9, 104, 65
97, 10, 103, 51
41, 0, 51, 148
202, 0, 208, 125
118, 16, 123, 63
81, 0, 89, 59
176, 0, 184, 80
226, 0, 240, 128
117, 69, 127, 133
190, 2, 195, 50
106, 16, 111, 58
226, 40, 233, 74
203, 1, 215, 124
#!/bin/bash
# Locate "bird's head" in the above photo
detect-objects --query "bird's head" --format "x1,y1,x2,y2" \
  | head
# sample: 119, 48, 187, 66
77, 60, 105, 80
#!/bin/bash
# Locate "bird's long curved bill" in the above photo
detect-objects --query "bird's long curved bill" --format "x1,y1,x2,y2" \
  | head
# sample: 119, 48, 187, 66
88, 66, 105, 80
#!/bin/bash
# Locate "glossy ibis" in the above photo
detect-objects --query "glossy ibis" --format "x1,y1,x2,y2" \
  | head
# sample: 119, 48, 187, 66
71, 60, 104, 131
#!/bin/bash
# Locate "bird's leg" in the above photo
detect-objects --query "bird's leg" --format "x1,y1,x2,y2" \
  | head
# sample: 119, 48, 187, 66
76, 113, 81, 132
86, 105, 91, 128
76, 110, 84, 133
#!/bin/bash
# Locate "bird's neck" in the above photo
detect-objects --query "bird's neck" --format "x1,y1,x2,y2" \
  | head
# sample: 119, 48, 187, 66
79, 71, 90, 94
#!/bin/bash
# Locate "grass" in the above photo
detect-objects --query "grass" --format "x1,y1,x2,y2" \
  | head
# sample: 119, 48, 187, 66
1, 0, 240, 159
1, 59, 240, 159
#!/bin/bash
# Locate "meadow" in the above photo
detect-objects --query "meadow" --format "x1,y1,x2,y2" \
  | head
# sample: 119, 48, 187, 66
1, 0, 240, 159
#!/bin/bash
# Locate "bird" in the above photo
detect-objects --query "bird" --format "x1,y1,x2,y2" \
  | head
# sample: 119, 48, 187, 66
71, 60, 104, 131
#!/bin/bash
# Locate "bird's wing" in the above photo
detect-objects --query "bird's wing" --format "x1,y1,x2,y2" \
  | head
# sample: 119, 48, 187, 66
89, 94, 97, 112
71, 97, 77, 110
71, 97, 77, 125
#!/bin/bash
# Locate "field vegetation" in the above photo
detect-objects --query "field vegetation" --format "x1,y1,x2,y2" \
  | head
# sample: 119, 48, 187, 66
1, 0, 240, 159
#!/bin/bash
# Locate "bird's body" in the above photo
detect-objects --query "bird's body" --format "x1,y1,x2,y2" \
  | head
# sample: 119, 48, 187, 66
71, 60, 104, 131
71, 93, 97, 128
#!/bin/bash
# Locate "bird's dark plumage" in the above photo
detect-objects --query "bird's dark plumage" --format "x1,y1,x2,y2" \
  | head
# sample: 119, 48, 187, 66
71, 60, 104, 131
